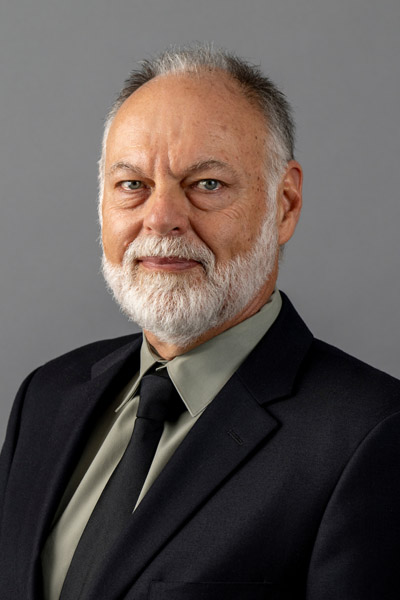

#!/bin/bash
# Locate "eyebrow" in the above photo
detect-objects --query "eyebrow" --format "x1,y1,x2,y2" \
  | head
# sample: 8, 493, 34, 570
107, 159, 239, 179
108, 162, 147, 177
183, 159, 236, 176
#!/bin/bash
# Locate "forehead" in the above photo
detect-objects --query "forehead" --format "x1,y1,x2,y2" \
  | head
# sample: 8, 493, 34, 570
105, 72, 267, 172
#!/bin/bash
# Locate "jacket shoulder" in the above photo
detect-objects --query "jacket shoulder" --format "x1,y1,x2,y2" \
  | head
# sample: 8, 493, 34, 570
299, 337, 400, 421
31, 333, 142, 385
309, 338, 400, 390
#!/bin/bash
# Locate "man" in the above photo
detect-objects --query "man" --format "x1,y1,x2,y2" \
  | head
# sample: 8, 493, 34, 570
0, 45, 399, 600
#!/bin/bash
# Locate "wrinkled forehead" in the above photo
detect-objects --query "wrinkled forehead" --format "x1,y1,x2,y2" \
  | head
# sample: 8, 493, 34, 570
105, 72, 269, 173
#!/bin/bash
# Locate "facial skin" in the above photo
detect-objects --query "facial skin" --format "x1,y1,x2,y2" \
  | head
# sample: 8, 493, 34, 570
101, 71, 302, 359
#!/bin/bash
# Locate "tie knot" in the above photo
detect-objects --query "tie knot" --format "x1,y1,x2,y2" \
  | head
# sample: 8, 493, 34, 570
137, 370, 184, 422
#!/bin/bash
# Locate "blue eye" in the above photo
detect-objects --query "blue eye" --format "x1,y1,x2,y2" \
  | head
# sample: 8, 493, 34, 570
197, 179, 221, 191
120, 180, 143, 191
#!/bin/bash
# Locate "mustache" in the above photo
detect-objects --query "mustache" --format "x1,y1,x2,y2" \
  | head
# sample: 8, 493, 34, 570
122, 236, 216, 271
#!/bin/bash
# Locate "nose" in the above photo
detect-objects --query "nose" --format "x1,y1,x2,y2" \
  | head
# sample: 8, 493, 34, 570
142, 186, 190, 237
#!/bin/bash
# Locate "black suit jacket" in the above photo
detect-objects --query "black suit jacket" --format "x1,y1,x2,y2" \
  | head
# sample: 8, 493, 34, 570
1, 293, 400, 599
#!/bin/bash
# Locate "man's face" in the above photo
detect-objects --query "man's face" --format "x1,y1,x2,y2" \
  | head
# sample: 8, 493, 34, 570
101, 72, 289, 349
102, 72, 273, 268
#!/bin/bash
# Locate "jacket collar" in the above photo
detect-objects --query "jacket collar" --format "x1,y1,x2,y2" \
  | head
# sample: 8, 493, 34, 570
91, 334, 142, 379
236, 291, 314, 405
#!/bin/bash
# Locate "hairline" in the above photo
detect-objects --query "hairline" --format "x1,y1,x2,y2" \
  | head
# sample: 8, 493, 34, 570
98, 65, 291, 224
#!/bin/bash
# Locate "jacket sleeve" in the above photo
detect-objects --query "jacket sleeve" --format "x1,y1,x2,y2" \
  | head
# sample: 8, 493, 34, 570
0, 369, 39, 527
306, 408, 400, 600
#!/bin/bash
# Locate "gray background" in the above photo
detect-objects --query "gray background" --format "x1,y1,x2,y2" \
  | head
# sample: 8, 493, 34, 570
1, 0, 399, 444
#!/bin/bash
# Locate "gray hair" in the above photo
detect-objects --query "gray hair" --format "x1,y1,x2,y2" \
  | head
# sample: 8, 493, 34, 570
98, 43, 296, 219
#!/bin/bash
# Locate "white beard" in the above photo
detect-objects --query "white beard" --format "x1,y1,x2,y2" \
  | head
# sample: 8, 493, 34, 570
102, 203, 278, 348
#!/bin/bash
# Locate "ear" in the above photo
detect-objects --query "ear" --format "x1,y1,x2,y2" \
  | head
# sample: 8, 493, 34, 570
276, 160, 303, 246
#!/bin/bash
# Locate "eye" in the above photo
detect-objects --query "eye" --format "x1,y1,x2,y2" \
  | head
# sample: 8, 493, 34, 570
196, 179, 222, 191
119, 180, 144, 191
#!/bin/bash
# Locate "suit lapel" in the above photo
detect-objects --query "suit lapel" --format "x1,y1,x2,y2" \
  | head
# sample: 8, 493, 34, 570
235, 291, 314, 406
79, 294, 314, 600
22, 336, 142, 598
78, 373, 280, 600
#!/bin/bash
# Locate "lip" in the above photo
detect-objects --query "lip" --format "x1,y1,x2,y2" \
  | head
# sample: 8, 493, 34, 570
138, 256, 201, 272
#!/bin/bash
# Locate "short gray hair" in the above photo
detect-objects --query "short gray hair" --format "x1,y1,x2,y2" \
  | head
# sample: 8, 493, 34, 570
98, 43, 296, 217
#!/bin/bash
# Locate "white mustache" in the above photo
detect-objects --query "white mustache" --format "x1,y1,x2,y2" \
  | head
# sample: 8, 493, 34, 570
122, 236, 216, 271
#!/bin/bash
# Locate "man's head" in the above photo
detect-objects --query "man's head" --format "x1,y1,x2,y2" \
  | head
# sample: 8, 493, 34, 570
100, 45, 302, 356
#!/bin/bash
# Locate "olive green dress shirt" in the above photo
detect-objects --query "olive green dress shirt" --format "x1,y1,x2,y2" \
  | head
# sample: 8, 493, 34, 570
41, 289, 282, 599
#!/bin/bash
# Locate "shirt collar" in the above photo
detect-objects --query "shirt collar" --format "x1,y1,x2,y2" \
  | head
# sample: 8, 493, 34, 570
119, 289, 282, 417
146, 289, 282, 417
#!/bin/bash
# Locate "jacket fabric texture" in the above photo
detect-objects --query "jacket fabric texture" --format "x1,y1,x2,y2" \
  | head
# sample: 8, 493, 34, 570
0, 293, 399, 599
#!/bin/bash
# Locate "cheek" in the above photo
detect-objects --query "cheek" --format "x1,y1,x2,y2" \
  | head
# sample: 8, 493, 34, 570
102, 212, 141, 264
193, 218, 251, 262
202, 204, 266, 259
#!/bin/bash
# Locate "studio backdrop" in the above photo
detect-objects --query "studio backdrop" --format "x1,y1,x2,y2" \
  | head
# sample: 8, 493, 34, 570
1, 0, 399, 443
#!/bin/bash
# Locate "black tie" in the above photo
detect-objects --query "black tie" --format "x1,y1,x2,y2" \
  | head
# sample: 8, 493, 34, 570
60, 368, 184, 599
